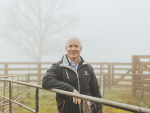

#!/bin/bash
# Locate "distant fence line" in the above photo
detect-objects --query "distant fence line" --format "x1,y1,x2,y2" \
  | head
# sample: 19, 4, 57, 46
0, 55, 150, 95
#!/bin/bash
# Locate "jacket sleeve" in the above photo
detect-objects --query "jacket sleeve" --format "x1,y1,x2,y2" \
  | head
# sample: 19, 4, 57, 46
42, 63, 74, 92
89, 65, 102, 113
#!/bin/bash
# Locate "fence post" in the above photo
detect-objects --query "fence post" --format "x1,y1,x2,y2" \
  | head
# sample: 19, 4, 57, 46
27, 74, 30, 97
17, 76, 19, 97
100, 64, 102, 74
101, 73, 104, 98
132, 55, 138, 96
35, 88, 39, 113
38, 64, 41, 85
5, 64, 8, 75
28, 63, 30, 84
22, 76, 23, 93
112, 63, 114, 85
3, 81, 6, 112
138, 58, 143, 91
108, 64, 111, 89
9, 82, 12, 113
27, 74, 30, 83
100, 64, 102, 86
12, 77, 13, 97
5, 64, 8, 87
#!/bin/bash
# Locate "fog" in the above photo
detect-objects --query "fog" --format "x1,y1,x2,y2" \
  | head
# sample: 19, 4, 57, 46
0, 0, 150, 63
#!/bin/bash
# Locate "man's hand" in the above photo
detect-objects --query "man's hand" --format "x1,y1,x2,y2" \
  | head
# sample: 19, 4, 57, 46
73, 89, 81, 104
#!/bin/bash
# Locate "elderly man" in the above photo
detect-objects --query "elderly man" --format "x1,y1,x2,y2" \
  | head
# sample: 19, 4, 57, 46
42, 37, 102, 113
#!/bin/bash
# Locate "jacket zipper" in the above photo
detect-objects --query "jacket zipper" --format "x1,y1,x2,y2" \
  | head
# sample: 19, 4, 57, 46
65, 68, 69, 79
77, 65, 84, 93
77, 66, 82, 113
60, 64, 87, 113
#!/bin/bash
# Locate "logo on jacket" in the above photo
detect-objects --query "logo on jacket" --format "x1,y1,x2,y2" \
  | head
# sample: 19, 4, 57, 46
84, 71, 89, 75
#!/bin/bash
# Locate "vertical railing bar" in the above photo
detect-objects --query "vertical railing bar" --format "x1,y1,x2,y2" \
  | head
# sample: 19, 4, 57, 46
101, 73, 104, 98
27, 74, 30, 92
110, 63, 112, 88
17, 76, 19, 97
22, 76, 23, 94
26, 75, 27, 92
3, 81, 5, 112
38, 64, 41, 85
35, 88, 39, 113
25, 75, 27, 91
9, 82, 12, 113
24, 75, 25, 92
28, 63, 30, 92
12, 77, 13, 99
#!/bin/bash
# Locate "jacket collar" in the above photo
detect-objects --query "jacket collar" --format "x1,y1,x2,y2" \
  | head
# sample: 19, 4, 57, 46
60, 55, 88, 76
61, 54, 87, 66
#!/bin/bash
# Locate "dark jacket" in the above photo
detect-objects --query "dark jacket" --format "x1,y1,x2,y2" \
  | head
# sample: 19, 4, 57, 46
42, 55, 102, 113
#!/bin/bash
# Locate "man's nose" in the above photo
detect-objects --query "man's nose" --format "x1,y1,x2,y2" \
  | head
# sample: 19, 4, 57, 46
71, 46, 75, 50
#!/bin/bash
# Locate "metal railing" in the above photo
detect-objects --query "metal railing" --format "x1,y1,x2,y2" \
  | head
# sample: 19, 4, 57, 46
0, 78, 150, 113
100, 73, 150, 109
0, 75, 29, 113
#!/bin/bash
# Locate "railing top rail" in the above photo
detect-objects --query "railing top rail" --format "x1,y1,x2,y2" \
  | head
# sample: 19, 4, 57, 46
102, 73, 150, 76
0, 62, 131, 64
0, 78, 150, 113
133, 55, 150, 58
0, 75, 27, 78
112, 63, 132, 65
0, 62, 55, 64
1, 73, 149, 76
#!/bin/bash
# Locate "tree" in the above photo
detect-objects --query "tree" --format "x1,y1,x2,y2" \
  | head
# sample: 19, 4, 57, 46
1, 0, 76, 62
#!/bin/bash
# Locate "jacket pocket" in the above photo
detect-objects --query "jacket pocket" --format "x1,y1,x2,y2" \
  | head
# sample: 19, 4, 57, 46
90, 102, 102, 113
61, 100, 65, 113
62, 98, 72, 113
57, 100, 65, 113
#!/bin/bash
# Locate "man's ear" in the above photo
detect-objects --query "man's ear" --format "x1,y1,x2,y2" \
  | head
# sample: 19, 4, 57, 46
80, 46, 82, 51
65, 46, 67, 52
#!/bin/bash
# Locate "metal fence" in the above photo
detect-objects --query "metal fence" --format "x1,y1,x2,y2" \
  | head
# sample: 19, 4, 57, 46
0, 78, 150, 113
0, 75, 29, 113
99, 73, 150, 109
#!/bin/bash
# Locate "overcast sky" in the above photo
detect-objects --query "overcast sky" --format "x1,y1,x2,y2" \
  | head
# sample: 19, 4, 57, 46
0, 0, 150, 62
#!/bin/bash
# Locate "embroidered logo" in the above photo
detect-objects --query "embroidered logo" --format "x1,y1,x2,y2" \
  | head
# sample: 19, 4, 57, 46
84, 71, 89, 75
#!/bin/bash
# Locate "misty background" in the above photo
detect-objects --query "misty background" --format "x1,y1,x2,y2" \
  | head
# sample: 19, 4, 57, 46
0, 0, 150, 63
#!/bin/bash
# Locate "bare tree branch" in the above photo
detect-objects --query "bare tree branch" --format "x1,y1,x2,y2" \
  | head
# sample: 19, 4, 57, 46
15, 1, 40, 33
2, 0, 76, 62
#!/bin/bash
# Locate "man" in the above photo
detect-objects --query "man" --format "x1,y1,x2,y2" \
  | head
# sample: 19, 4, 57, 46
42, 37, 102, 113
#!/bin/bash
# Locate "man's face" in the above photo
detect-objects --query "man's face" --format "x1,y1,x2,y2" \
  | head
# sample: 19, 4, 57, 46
65, 38, 82, 61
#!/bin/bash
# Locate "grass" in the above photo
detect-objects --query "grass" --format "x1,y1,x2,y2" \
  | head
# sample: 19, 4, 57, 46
11, 88, 58, 113
102, 87, 150, 113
